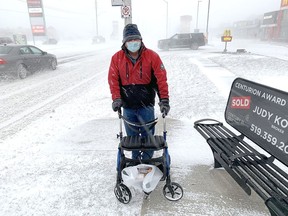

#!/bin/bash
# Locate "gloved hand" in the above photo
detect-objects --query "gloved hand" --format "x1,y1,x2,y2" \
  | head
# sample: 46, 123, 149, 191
159, 98, 170, 115
112, 98, 123, 112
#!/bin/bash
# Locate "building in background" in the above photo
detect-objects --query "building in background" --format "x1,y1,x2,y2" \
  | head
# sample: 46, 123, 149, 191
260, 0, 288, 42
260, 10, 279, 40
233, 19, 261, 39
277, 0, 288, 41
230, 0, 288, 42
180, 15, 192, 33
110, 21, 119, 40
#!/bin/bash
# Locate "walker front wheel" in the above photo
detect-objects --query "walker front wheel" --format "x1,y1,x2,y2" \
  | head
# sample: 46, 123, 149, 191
114, 183, 132, 204
163, 182, 183, 201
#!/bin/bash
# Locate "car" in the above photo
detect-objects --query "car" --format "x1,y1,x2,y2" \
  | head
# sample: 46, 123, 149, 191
0, 37, 14, 45
92, 35, 105, 44
157, 33, 206, 50
0, 44, 57, 79
42, 38, 58, 45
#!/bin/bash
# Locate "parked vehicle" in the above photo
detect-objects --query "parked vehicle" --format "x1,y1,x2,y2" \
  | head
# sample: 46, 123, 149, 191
42, 38, 58, 45
158, 33, 206, 50
92, 36, 105, 44
0, 44, 57, 79
0, 37, 14, 45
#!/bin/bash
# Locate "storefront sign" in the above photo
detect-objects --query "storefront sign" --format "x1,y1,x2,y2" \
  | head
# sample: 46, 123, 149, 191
263, 11, 278, 25
223, 29, 231, 36
221, 36, 232, 42
26, 0, 46, 36
27, 0, 42, 7
281, 0, 288, 8
225, 78, 288, 166
28, 7, 43, 17
32, 25, 45, 35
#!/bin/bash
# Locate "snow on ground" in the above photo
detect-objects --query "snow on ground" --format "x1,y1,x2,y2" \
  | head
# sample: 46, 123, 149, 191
0, 38, 287, 215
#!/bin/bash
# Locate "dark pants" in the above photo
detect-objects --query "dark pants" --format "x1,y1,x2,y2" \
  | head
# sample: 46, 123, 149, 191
123, 106, 155, 160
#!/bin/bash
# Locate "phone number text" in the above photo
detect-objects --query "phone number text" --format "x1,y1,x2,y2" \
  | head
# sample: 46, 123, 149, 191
250, 124, 288, 154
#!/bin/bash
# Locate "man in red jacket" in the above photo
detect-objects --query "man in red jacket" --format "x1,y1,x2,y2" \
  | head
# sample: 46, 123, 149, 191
108, 24, 170, 160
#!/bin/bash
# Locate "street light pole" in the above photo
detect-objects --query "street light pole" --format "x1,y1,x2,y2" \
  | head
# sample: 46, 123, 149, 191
162, 0, 168, 38
206, 0, 211, 42
95, 0, 98, 36
196, 0, 202, 31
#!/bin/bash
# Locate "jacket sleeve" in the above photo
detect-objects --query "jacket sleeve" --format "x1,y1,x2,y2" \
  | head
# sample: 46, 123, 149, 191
108, 54, 121, 100
150, 51, 169, 99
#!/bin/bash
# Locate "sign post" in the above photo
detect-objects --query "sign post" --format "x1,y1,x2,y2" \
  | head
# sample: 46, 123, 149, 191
112, 0, 132, 26
221, 29, 232, 53
122, 0, 132, 25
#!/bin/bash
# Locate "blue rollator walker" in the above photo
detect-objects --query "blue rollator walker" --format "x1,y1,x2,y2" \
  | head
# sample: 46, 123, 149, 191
114, 109, 183, 204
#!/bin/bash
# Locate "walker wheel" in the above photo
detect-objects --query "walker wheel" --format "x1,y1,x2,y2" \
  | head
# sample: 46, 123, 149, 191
163, 182, 183, 201
114, 183, 132, 204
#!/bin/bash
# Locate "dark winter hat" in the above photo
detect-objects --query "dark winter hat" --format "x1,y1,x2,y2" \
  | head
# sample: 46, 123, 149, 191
122, 24, 142, 43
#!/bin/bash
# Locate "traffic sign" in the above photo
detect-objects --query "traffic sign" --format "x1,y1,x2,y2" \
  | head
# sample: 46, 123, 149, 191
121, 5, 131, 18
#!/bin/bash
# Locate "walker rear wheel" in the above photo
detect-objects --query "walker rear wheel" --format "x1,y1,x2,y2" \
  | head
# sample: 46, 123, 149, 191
114, 183, 132, 204
163, 182, 183, 201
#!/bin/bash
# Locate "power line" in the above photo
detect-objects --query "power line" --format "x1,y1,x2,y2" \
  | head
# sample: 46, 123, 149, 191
0, 8, 27, 14
44, 7, 91, 16
3, 0, 92, 16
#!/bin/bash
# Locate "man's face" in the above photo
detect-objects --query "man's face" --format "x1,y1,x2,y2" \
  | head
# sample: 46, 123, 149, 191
125, 39, 141, 53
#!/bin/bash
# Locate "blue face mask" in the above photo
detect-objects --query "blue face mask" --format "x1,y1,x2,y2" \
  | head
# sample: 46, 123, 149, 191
126, 41, 141, 52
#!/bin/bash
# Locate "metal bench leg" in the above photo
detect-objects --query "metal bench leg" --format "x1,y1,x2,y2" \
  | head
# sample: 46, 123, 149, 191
212, 149, 222, 168
265, 197, 288, 216
214, 153, 252, 195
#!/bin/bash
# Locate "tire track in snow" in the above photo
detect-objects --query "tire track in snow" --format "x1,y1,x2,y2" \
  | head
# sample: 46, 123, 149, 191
0, 52, 98, 101
190, 55, 237, 98
0, 69, 106, 134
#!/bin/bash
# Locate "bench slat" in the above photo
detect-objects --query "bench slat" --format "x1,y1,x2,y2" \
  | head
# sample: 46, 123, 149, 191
197, 122, 288, 197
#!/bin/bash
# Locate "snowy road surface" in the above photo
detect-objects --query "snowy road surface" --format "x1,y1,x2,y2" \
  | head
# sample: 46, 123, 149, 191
0, 39, 287, 215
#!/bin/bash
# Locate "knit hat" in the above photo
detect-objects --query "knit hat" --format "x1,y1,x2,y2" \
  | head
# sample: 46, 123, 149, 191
122, 24, 142, 43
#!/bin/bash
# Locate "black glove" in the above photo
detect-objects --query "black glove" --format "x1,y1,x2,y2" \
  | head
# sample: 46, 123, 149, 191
112, 98, 123, 112
159, 99, 170, 115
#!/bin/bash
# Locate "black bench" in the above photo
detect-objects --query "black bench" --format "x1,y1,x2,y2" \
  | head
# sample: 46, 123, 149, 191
194, 78, 288, 216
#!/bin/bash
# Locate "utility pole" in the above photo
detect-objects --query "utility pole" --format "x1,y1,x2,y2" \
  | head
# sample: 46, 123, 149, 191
95, 0, 99, 36
162, 0, 168, 38
206, 0, 211, 42
195, 0, 202, 32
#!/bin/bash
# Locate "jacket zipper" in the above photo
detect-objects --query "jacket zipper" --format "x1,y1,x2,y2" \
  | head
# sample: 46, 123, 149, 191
140, 62, 142, 79
126, 62, 129, 79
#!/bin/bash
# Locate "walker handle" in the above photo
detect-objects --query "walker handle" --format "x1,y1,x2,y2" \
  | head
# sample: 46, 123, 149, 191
162, 112, 167, 140
118, 109, 123, 139
117, 108, 122, 119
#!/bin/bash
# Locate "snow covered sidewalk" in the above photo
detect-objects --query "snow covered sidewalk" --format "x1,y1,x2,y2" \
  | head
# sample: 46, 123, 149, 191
1, 39, 287, 215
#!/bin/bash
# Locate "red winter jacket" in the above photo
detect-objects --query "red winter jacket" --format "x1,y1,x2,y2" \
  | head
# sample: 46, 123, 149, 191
108, 44, 169, 109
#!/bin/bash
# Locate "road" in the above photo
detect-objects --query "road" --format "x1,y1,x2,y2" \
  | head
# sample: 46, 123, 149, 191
0, 49, 112, 140
1, 41, 286, 215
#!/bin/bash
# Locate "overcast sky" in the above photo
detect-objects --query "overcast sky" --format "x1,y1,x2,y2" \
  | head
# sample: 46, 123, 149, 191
0, 0, 282, 40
